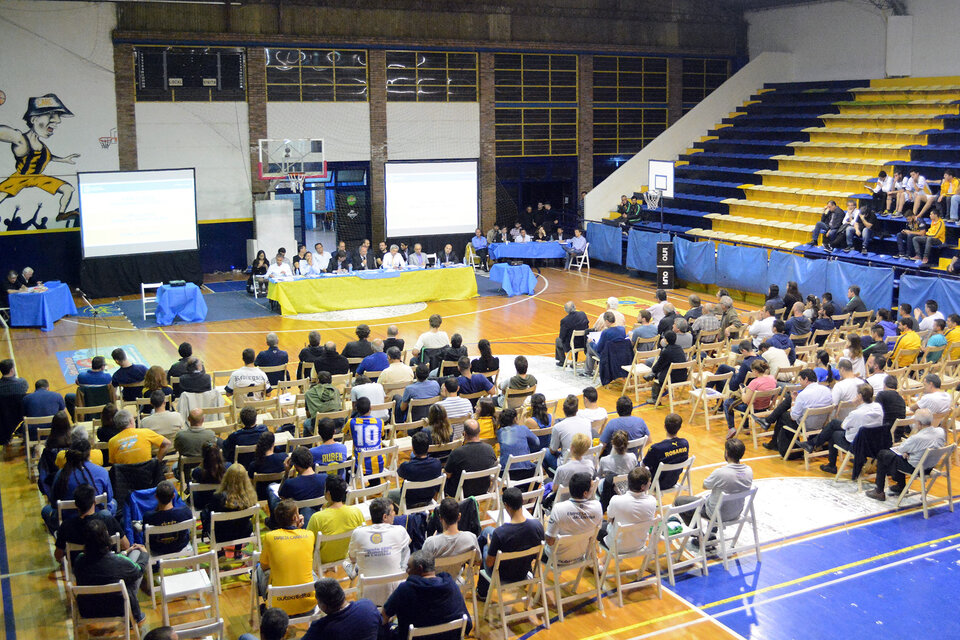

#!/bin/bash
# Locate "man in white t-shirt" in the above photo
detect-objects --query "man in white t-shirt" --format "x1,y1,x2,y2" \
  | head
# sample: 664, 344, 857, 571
437, 378, 473, 440
592, 297, 626, 331
346, 497, 411, 606
545, 472, 603, 563
576, 386, 607, 429
914, 299, 944, 333
911, 374, 952, 415
646, 289, 668, 325
313, 242, 331, 271
600, 466, 657, 553
225, 348, 272, 399
831, 358, 864, 418
351, 376, 389, 420
747, 305, 777, 348
265, 253, 293, 279
908, 169, 931, 215
413, 314, 450, 359
548, 395, 593, 470
865, 354, 889, 394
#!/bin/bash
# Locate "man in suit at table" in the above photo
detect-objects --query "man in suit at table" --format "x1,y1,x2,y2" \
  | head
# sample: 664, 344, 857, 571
327, 250, 351, 273
556, 301, 590, 366
353, 245, 377, 271
439, 244, 458, 266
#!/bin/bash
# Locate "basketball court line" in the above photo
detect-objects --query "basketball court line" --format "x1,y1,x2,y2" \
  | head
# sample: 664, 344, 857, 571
57, 272, 552, 336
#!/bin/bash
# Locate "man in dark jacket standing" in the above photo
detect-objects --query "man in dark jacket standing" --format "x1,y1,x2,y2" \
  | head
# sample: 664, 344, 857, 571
555, 301, 590, 366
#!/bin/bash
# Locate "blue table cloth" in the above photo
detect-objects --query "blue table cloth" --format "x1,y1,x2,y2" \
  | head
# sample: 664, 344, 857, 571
9, 281, 77, 332
489, 263, 537, 296
489, 242, 568, 260
155, 283, 207, 326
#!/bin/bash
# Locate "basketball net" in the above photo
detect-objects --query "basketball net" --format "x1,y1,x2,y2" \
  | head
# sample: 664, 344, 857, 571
643, 189, 662, 210
288, 172, 306, 193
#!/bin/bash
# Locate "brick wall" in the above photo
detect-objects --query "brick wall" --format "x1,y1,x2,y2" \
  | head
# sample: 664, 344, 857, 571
668, 58, 684, 127
247, 47, 269, 194
479, 52, 497, 231
113, 43, 138, 171
577, 54, 594, 194
368, 50, 388, 244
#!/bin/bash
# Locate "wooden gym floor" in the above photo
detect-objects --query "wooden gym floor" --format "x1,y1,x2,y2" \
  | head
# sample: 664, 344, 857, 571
1, 264, 956, 640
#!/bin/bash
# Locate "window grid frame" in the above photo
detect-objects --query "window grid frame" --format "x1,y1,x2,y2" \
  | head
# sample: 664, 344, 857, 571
494, 107, 578, 158
592, 55, 669, 105
681, 57, 731, 108
592, 107, 668, 156
265, 47, 369, 103
385, 50, 478, 103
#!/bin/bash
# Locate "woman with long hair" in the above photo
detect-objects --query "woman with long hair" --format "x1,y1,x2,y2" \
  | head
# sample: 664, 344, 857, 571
248, 249, 268, 293
803, 295, 820, 321
470, 338, 499, 374
42, 435, 114, 533
192, 441, 229, 484
202, 463, 258, 548
815, 349, 839, 384
95, 403, 120, 445
426, 404, 453, 445
38, 410, 72, 491
247, 431, 286, 499
495, 408, 540, 484
784, 281, 802, 311
523, 392, 553, 450
475, 397, 497, 440
844, 333, 865, 376
141, 366, 172, 413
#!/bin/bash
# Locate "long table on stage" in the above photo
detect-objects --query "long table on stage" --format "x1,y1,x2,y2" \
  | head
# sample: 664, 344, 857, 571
488, 241, 569, 260
266, 265, 478, 315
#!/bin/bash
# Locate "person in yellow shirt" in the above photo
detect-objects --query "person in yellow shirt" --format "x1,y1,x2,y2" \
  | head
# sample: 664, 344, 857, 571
919, 169, 960, 220
911, 209, 945, 265
306, 475, 365, 565
258, 498, 317, 616
891, 316, 922, 367
945, 314, 960, 357
106, 409, 171, 465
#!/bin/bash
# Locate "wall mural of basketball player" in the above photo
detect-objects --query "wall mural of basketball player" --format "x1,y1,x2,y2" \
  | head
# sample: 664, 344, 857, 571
0, 93, 80, 230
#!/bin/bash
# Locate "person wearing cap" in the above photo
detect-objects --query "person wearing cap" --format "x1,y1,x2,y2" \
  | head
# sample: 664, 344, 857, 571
0, 93, 80, 225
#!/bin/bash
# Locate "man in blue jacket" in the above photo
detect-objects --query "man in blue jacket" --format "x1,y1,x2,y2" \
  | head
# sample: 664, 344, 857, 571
584, 311, 626, 377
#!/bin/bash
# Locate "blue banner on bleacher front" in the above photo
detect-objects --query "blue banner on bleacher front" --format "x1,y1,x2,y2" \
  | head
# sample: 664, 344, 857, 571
717, 243, 768, 293
626, 230, 669, 273
586, 222, 623, 265
768, 251, 828, 301
825, 260, 894, 313
899, 274, 960, 318
675, 237, 717, 285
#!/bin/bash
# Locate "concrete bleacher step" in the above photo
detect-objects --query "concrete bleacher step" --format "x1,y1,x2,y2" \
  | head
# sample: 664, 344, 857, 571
676, 164, 761, 184
773, 155, 894, 176
755, 169, 874, 193
721, 198, 822, 225
786, 141, 911, 161
836, 102, 960, 116
818, 113, 949, 129
722, 114, 824, 127
739, 101, 840, 115
687, 228, 804, 251
748, 89, 856, 104
674, 178, 745, 199
705, 212, 814, 244
804, 127, 930, 146
694, 138, 798, 155
678, 151, 779, 171
739, 185, 866, 207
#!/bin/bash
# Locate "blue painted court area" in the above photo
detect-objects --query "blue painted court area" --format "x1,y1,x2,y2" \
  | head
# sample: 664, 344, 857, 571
669, 506, 960, 639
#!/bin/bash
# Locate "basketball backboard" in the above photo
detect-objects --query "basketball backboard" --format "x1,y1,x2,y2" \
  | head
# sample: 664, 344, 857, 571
647, 159, 675, 199
257, 138, 327, 180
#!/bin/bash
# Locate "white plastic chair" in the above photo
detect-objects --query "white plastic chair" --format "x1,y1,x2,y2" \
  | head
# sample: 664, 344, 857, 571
650, 455, 696, 508
893, 443, 956, 518
398, 474, 445, 515
69, 581, 141, 640
480, 543, 550, 640
600, 516, 663, 607
158, 550, 220, 631
408, 614, 470, 640
571, 242, 590, 271
144, 518, 200, 607
659, 497, 709, 586
699, 487, 761, 570
542, 528, 605, 622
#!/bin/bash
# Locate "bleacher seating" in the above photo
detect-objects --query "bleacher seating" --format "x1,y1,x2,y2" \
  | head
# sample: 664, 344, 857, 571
609, 76, 960, 273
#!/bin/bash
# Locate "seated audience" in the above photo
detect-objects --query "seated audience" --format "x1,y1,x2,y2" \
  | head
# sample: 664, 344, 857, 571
802, 384, 882, 473
383, 551, 472, 640
247, 431, 286, 483
202, 463, 256, 545
345, 397, 385, 482
399, 364, 441, 422
548, 395, 592, 472
108, 409, 171, 466
73, 519, 149, 624
577, 386, 607, 426
675, 438, 753, 527
140, 389, 184, 439
356, 339, 388, 376
351, 375, 388, 421
585, 311, 626, 377
178, 357, 212, 394
555, 301, 590, 366
649, 331, 687, 402
760, 368, 833, 451
477, 486, 545, 601
551, 433, 596, 503
600, 396, 649, 456
256, 498, 316, 616
301, 578, 381, 640
592, 297, 626, 331
390, 431, 443, 509
443, 420, 497, 498
303, 371, 343, 436
378, 347, 414, 387
343, 324, 375, 363
22, 378, 66, 440
422, 497, 480, 561
909, 374, 952, 415
495, 408, 540, 483
225, 348, 271, 399
383, 325, 405, 354
254, 332, 289, 386
109, 348, 147, 403
562, 228, 587, 270
456, 356, 495, 403
68, 355, 113, 414
876, 375, 907, 438
297, 331, 325, 378
306, 475, 365, 565
414, 314, 450, 363
598, 466, 657, 551
310, 418, 350, 472
272, 447, 326, 521
142, 480, 192, 556
347, 497, 411, 606
642, 413, 689, 490
497, 356, 537, 404
599, 430, 638, 478
631, 310, 658, 348
141, 366, 174, 413
54, 484, 129, 565
437, 378, 473, 438
545, 472, 602, 563
866, 408, 946, 501
238, 607, 289, 640
223, 407, 267, 466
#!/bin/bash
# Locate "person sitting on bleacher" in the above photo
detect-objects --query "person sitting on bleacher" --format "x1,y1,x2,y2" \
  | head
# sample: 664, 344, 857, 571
891, 316, 922, 367
803, 384, 883, 474
911, 208, 945, 266
847, 204, 877, 254
810, 200, 845, 251
867, 170, 894, 214
907, 169, 931, 216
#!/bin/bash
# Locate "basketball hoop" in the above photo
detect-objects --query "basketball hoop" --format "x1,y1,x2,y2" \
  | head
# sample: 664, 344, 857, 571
643, 189, 662, 210
288, 172, 306, 193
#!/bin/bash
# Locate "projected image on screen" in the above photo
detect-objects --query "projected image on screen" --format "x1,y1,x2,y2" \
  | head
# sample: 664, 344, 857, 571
385, 161, 478, 237
78, 169, 198, 258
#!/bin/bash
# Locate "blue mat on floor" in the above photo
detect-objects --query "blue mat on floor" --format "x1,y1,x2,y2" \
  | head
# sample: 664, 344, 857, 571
117, 291, 273, 328
205, 280, 247, 293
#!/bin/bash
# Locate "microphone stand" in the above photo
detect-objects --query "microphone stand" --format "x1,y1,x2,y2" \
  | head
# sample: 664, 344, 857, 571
75, 289, 112, 357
